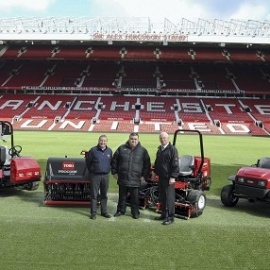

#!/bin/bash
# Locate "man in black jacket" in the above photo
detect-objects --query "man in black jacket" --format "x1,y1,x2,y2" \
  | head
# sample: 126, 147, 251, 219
86, 135, 113, 220
154, 132, 179, 225
111, 132, 151, 219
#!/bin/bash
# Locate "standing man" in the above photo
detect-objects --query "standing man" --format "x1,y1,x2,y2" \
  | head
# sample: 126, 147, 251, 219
111, 132, 151, 219
154, 132, 179, 225
86, 134, 113, 220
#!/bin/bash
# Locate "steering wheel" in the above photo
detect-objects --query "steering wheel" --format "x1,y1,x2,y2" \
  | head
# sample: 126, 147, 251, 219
8, 145, 23, 157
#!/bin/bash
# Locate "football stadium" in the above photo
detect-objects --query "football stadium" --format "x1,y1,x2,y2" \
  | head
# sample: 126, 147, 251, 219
0, 17, 270, 134
0, 16, 270, 270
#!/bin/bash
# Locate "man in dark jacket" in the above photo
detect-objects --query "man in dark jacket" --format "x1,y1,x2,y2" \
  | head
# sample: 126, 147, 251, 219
86, 134, 113, 220
111, 132, 151, 219
154, 132, 179, 225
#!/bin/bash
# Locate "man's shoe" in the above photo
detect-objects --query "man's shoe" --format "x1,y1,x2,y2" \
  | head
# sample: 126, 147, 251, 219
162, 219, 174, 225
114, 211, 124, 217
132, 215, 139, 219
154, 215, 166, 221
90, 214, 96, 220
101, 213, 111, 218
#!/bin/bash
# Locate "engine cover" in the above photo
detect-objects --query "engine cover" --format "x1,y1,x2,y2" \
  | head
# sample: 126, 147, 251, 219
44, 157, 89, 181
10, 157, 41, 184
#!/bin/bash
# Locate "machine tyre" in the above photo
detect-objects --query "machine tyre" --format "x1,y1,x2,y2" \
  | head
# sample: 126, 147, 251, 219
24, 181, 40, 191
187, 190, 206, 218
220, 184, 239, 207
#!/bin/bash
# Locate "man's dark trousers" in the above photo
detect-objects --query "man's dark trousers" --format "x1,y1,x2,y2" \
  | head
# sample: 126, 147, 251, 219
90, 173, 109, 215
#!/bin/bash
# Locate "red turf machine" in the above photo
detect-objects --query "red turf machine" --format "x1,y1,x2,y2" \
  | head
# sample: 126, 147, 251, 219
43, 151, 91, 205
135, 129, 211, 219
0, 121, 41, 190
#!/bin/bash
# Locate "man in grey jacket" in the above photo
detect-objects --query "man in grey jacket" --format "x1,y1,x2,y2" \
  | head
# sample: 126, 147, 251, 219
111, 132, 151, 219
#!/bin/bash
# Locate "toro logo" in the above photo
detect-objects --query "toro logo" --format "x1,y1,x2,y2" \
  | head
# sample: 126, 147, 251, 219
62, 162, 75, 170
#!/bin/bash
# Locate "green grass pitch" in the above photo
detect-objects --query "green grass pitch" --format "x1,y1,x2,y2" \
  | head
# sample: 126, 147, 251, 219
0, 131, 270, 270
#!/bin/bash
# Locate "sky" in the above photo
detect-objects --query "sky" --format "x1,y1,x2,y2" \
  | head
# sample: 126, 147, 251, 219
0, 0, 270, 23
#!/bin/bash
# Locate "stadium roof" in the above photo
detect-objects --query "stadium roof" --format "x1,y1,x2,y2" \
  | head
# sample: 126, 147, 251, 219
1, 17, 270, 47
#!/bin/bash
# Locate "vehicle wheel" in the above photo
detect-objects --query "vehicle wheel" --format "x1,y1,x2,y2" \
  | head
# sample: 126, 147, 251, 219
187, 190, 206, 218
24, 181, 40, 191
220, 184, 239, 207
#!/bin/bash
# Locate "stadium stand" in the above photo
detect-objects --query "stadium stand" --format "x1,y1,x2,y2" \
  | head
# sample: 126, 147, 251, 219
190, 64, 236, 92
158, 63, 196, 91
202, 97, 254, 123
0, 17, 270, 135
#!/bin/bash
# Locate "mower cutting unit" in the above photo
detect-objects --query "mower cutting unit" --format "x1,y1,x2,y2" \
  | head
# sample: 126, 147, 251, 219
136, 129, 211, 219
0, 121, 41, 191
44, 151, 90, 205
221, 157, 270, 207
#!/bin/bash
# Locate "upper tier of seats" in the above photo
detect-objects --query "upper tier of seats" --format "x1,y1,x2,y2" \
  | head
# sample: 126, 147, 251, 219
1, 45, 269, 63
0, 60, 270, 96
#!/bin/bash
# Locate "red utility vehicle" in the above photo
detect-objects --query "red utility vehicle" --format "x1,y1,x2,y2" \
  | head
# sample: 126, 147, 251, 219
221, 157, 270, 207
